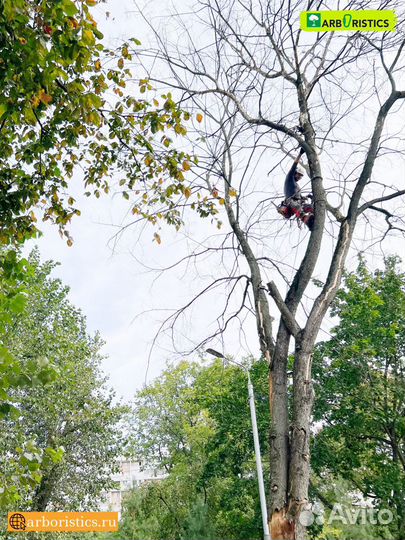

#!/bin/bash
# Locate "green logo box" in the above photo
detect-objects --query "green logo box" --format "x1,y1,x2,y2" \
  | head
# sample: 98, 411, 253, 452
301, 10, 396, 32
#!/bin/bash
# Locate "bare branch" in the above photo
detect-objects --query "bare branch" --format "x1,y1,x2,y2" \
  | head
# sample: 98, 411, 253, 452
267, 281, 301, 338
358, 189, 405, 215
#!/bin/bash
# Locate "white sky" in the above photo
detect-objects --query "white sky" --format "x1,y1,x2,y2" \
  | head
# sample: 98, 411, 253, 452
24, 0, 405, 402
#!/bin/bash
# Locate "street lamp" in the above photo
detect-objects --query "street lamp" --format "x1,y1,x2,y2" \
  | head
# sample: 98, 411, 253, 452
206, 349, 271, 540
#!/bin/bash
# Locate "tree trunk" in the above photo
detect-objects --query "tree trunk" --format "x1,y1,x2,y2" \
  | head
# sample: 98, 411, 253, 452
269, 323, 292, 540
270, 336, 314, 540
31, 465, 60, 511
288, 341, 314, 540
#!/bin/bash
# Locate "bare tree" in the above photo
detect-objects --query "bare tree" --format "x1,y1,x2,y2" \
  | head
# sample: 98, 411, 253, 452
125, 0, 405, 538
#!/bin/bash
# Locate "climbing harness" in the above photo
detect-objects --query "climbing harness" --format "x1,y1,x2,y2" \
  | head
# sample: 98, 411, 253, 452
276, 198, 314, 230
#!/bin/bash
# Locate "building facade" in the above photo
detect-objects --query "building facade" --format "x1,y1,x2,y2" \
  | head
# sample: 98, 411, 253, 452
100, 459, 165, 513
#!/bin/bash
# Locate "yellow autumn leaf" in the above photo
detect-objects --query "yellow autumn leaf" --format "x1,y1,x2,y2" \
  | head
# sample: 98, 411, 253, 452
183, 161, 191, 171
39, 89, 52, 105
184, 187, 192, 199
219, 198, 225, 205
95, 60, 101, 71
82, 29, 95, 45
196, 113, 203, 123
69, 18, 80, 29
229, 188, 237, 197
118, 58, 124, 69
154, 232, 161, 244
144, 155, 153, 167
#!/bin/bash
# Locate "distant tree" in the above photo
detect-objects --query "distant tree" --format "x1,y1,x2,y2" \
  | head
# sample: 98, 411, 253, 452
0, 249, 62, 511
0, 250, 127, 515
123, 358, 269, 540
313, 257, 405, 539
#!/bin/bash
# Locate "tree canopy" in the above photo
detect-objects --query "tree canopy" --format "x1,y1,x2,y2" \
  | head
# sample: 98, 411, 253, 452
0, 0, 205, 515
0, 250, 126, 516
0, 0, 216, 246
313, 257, 405, 539
0, 250, 60, 510
122, 358, 270, 540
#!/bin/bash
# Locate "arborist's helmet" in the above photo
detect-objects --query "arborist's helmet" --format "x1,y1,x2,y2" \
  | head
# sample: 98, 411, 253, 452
295, 165, 305, 179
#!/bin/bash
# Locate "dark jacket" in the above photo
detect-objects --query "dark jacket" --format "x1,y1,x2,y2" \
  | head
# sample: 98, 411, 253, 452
284, 162, 301, 199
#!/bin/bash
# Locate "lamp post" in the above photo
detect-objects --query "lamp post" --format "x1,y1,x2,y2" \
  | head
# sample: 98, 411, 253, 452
206, 349, 271, 540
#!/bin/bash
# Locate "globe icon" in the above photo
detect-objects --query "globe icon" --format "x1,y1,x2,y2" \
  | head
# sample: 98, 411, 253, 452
9, 513, 26, 530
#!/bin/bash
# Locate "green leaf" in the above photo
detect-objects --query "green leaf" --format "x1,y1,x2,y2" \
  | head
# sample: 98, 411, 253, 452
0, 103, 8, 119
62, 0, 79, 16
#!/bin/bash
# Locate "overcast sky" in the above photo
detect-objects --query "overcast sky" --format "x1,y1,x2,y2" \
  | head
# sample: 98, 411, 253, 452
24, 0, 405, 402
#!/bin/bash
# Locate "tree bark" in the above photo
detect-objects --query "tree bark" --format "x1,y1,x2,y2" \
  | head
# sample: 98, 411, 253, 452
269, 323, 291, 539
287, 339, 314, 540
31, 465, 61, 511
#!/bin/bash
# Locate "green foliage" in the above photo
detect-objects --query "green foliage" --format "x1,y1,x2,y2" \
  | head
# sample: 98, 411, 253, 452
312, 257, 405, 539
0, 250, 32, 419
308, 476, 396, 540
0, 249, 63, 509
0, 0, 217, 246
183, 498, 216, 540
0, 249, 126, 517
121, 358, 270, 540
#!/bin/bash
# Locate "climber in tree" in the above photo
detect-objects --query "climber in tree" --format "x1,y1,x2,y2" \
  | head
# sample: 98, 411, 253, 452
278, 148, 314, 230
284, 147, 305, 208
